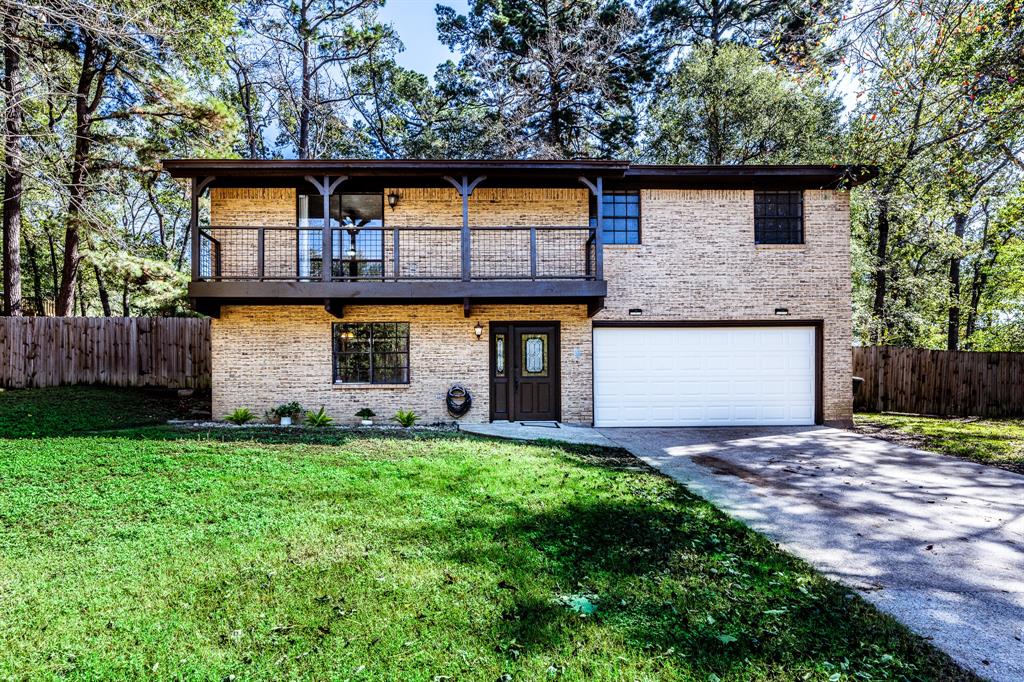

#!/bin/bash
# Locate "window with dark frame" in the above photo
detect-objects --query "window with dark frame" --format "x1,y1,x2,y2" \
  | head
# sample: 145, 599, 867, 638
297, 192, 385, 280
332, 322, 409, 384
754, 190, 804, 244
589, 190, 640, 244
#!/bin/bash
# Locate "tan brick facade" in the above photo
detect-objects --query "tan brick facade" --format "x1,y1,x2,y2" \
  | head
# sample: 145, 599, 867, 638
211, 304, 592, 424
597, 189, 852, 424
207, 186, 853, 425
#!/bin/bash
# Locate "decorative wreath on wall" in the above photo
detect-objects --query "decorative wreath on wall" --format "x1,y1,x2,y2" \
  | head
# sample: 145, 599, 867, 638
446, 384, 472, 418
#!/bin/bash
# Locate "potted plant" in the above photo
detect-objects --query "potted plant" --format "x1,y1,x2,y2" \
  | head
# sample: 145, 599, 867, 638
269, 401, 303, 426
355, 408, 376, 426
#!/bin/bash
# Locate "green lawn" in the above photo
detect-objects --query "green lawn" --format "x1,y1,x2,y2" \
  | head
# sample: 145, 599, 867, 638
0, 385, 182, 437
0, 388, 975, 681
856, 413, 1024, 473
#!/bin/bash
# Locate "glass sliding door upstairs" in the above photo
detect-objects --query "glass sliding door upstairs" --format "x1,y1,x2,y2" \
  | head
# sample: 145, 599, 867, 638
297, 192, 385, 280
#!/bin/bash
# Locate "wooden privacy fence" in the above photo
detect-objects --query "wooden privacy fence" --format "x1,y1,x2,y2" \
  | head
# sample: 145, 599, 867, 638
853, 346, 1024, 417
0, 317, 211, 389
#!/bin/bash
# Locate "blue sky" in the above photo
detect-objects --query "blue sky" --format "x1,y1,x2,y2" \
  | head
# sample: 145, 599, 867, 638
379, 0, 469, 76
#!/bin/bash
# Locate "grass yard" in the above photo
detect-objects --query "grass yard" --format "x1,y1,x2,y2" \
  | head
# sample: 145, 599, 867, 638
856, 412, 1024, 474
0, 385, 183, 437
0, 388, 975, 681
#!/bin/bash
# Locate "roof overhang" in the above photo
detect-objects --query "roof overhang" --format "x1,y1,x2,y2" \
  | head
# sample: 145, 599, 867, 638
160, 158, 878, 190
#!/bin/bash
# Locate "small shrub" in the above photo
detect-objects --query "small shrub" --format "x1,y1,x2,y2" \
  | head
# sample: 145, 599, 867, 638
355, 408, 376, 420
305, 406, 334, 427
393, 409, 420, 428
269, 401, 304, 421
225, 407, 255, 425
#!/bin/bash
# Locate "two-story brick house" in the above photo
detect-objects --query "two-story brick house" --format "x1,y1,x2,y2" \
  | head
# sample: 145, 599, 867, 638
162, 159, 875, 427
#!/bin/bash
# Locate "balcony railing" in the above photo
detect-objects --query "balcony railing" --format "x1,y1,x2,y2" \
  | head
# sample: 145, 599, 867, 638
197, 225, 599, 282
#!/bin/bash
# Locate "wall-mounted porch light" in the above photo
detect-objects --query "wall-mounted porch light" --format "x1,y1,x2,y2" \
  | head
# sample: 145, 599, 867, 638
628, 308, 643, 316
774, 307, 790, 316
387, 191, 401, 210
474, 321, 484, 339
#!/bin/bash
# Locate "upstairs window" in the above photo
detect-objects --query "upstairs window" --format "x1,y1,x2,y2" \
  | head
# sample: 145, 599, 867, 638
755, 190, 803, 244
332, 322, 409, 384
297, 193, 384, 279
590, 190, 640, 244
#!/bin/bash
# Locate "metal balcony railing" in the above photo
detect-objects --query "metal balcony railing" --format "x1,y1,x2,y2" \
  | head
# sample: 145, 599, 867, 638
197, 225, 599, 282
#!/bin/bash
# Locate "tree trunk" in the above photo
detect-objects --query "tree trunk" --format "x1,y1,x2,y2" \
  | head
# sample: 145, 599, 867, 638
946, 212, 967, 351
2, 7, 24, 316
93, 263, 111, 316
298, 0, 311, 159
56, 36, 104, 316
76, 273, 86, 316
121, 279, 130, 316
25, 238, 44, 315
45, 227, 59, 301
871, 189, 894, 344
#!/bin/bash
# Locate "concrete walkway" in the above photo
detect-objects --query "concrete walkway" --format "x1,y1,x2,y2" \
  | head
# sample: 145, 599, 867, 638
601, 426, 1024, 681
459, 421, 617, 447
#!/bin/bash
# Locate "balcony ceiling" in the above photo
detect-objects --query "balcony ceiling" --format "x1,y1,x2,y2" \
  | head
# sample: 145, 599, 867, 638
162, 158, 878, 190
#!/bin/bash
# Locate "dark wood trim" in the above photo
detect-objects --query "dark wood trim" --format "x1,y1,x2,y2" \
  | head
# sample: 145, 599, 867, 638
591, 319, 825, 426
324, 299, 344, 319
592, 319, 823, 328
190, 279, 606, 301
814, 320, 825, 425
163, 158, 878, 190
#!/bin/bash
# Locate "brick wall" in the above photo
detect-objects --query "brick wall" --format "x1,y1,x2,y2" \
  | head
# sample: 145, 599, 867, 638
205, 186, 853, 425
211, 304, 592, 424
597, 189, 853, 424
209, 188, 298, 278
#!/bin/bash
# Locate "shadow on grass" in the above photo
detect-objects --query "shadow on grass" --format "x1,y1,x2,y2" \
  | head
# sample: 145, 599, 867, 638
361, 441, 979, 680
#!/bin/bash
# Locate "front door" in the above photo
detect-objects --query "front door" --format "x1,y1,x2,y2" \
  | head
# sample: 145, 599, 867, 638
490, 323, 560, 422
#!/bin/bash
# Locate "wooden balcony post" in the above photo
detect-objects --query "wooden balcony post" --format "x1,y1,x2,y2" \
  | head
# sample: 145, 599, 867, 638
190, 176, 215, 282
321, 175, 331, 282
579, 175, 604, 281
304, 175, 347, 282
444, 174, 486, 281
595, 176, 604, 281
190, 177, 199, 281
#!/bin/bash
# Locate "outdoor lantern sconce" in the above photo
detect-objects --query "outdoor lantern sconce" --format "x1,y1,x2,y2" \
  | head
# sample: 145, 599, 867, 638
474, 321, 484, 339
775, 307, 790, 316
387, 191, 400, 210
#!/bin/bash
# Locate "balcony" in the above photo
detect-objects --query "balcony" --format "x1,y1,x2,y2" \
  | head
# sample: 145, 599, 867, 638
167, 160, 628, 318
189, 223, 607, 317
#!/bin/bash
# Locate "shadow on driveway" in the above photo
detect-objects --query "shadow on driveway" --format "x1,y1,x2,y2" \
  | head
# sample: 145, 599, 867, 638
600, 425, 1024, 682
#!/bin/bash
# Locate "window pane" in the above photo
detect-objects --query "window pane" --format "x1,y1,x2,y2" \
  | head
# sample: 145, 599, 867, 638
754, 191, 803, 244
333, 322, 410, 384
589, 190, 640, 244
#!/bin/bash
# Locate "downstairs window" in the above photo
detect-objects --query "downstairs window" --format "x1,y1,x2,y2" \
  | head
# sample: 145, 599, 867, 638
332, 322, 410, 384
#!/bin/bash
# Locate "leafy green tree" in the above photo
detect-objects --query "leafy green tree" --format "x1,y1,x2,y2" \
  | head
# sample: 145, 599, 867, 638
645, 41, 841, 164
436, 0, 657, 157
846, 0, 1023, 347
25, 0, 237, 315
648, 0, 846, 70
241, 0, 394, 159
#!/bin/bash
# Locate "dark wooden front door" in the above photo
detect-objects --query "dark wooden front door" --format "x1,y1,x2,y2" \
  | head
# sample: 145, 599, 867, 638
490, 323, 560, 422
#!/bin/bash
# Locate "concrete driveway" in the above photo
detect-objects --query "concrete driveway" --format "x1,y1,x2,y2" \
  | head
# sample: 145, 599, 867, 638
600, 426, 1024, 682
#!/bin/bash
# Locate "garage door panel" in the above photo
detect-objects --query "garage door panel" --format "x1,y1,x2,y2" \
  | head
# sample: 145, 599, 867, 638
594, 326, 816, 427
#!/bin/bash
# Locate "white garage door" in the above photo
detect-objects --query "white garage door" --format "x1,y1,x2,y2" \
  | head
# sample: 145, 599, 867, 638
593, 326, 816, 427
